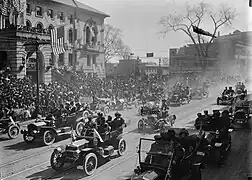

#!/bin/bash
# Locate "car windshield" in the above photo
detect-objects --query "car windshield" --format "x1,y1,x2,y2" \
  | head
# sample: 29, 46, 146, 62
139, 138, 173, 168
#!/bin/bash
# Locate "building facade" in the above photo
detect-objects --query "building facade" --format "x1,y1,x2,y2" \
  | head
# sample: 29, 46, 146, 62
0, 0, 109, 83
169, 30, 252, 78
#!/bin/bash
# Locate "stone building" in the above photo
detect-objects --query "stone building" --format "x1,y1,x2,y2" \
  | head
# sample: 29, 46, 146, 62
0, 0, 109, 83
169, 30, 252, 78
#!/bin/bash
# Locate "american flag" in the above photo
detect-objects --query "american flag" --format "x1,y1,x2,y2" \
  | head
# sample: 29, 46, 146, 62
12, 0, 20, 13
0, 0, 8, 16
50, 26, 65, 55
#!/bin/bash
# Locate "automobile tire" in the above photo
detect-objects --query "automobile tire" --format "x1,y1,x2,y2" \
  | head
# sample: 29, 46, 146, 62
7, 124, 19, 139
43, 130, 56, 146
83, 153, 98, 176
76, 121, 85, 136
23, 132, 35, 144
103, 106, 109, 115
50, 150, 65, 171
117, 139, 126, 156
83, 111, 89, 118
138, 119, 145, 130
123, 103, 127, 110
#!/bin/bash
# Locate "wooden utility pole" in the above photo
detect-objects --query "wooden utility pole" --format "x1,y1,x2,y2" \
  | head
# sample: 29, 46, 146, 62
24, 39, 51, 116
72, 0, 78, 71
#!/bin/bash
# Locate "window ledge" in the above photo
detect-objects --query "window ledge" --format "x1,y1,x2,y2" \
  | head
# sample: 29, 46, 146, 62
35, 14, 43, 18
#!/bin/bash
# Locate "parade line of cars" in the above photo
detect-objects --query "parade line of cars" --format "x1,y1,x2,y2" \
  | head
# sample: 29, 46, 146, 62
0, 82, 250, 180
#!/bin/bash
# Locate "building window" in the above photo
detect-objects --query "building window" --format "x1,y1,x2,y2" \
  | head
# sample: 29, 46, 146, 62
69, 14, 73, 24
87, 55, 91, 66
47, 9, 53, 18
68, 53, 73, 66
86, 26, 90, 44
92, 55, 96, 65
58, 53, 64, 66
26, 3, 31, 14
58, 12, 64, 21
48, 25, 54, 30
68, 29, 73, 43
36, 22, 43, 32
26, 20, 32, 27
36, 6, 43, 17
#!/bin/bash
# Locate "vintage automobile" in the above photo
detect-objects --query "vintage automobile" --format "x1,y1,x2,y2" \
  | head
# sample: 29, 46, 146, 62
125, 136, 203, 180
194, 113, 233, 165
235, 83, 247, 95
167, 93, 190, 106
87, 98, 110, 116
21, 111, 86, 146
217, 93, 234, 105
191, 87, 209, 99
231, 105, 250, 124
137, 113, 176, 132
50, 127, 126, 176
0, 116, 20, 139
138, 101, 160, 116
110, 98, 128, 110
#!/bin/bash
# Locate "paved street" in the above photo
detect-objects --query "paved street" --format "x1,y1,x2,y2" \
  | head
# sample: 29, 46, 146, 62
0, 86, 251, 180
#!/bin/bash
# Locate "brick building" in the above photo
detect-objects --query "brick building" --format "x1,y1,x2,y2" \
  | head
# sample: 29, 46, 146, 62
0, 0, 109, 83
169, 30, 252, 78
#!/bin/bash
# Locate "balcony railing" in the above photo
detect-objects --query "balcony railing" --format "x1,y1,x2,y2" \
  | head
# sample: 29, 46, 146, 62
76, 42, 101, 52
0, 24, 51, 35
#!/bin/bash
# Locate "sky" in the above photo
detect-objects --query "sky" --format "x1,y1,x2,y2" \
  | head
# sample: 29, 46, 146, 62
79, 0, 251, 62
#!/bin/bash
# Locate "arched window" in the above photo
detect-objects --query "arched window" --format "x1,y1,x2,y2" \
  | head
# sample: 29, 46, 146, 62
86, 26, 90, 44
69, 29, 73, 43
26, 20, 32, 27
36, 22, 43, 33
48, 25, 54, 30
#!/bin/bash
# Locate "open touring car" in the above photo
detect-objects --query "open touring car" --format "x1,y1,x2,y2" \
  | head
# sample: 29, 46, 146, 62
50, 127, 126, 176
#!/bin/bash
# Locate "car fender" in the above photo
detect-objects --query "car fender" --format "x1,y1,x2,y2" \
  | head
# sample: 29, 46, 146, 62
40, 126, 58, 135
54, 145, 66, 153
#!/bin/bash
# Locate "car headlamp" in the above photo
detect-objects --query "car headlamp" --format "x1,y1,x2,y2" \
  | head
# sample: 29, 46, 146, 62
56, 147, 62, 152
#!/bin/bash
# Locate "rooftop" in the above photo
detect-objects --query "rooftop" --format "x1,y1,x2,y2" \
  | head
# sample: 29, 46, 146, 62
52, 0, 110, 17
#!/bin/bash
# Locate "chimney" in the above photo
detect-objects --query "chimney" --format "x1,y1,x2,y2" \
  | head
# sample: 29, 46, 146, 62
218, 31, 220, 37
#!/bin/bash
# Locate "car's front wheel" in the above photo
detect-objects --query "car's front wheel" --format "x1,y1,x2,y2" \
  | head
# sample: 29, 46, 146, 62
23, 132, 35, 144
7, 124, 19, 139
117, 139, 126, 156
50, 150, 65, 171
83, 153, 98, 176
43, 130, 56, 146
138, 119, 145, 130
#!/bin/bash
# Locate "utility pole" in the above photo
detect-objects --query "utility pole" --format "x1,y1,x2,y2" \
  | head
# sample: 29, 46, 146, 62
24, 39, 51, 116
72, 0, 78, 71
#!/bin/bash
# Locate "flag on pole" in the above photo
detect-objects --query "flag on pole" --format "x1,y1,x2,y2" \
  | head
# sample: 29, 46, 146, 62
51, 26, 65, 55
0, 0, 8, 16
17, 0, 26, 25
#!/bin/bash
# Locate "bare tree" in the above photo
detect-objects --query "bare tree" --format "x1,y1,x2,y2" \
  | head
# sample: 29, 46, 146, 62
104, 24, 131, 63
159, 1, 237, 70
120, 45, 132, 59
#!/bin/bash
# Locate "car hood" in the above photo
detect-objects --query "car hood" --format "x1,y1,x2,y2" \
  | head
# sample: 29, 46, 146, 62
29, 121, 47, 127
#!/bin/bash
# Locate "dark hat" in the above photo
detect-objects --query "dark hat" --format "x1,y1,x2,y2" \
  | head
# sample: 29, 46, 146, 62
97, 112, 103, 116
115, 112, 121, 116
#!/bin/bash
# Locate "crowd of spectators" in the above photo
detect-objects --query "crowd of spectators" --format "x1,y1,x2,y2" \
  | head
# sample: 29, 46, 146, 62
0, 66, 241, 120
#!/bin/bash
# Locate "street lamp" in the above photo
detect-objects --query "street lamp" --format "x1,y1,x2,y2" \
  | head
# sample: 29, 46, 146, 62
24, 39, 51, 116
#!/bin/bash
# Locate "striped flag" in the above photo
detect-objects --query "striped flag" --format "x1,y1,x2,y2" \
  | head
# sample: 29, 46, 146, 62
50, 26, 65, 55
0, 0, 8, 16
